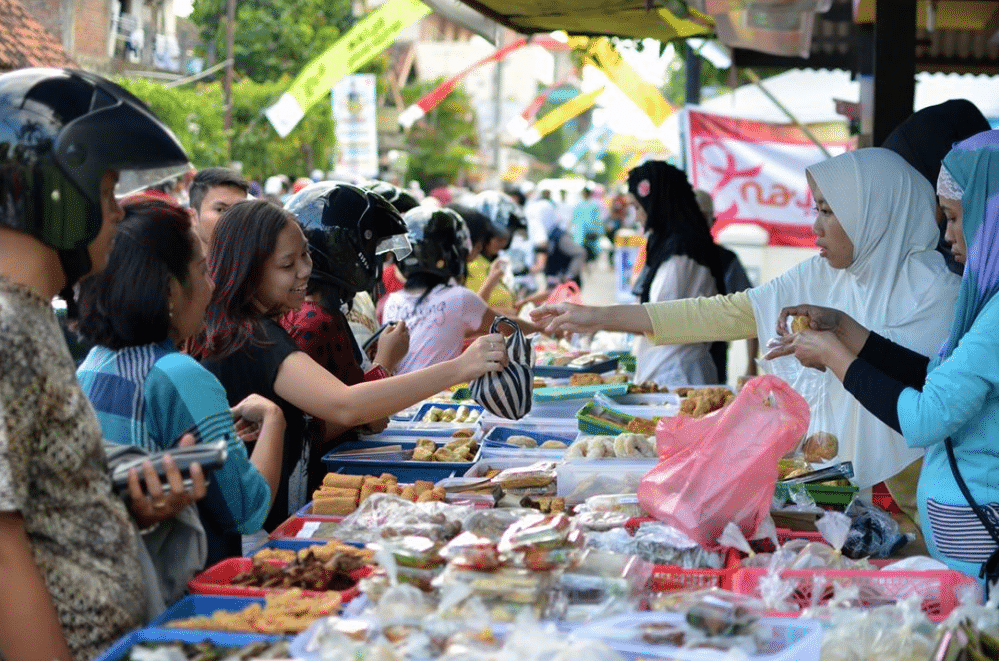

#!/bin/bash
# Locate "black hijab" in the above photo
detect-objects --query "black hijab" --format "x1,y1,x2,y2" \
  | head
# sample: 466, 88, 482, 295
628, 161, 727, 304
882, 99, 991, 275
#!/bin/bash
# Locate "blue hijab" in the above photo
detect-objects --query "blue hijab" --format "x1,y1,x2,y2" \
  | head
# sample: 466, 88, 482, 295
938, 129, 999, 361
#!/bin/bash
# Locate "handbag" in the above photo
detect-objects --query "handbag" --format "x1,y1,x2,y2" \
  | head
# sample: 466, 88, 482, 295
945, 437, 999, 599
469, 316, 534, 420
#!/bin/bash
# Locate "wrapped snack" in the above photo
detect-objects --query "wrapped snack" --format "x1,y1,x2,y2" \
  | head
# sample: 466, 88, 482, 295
498, 513, 572, 553
369, 535, 444, 569
440, 531, 502, 571
491, 461, 557, 490
684, 590, 763, 637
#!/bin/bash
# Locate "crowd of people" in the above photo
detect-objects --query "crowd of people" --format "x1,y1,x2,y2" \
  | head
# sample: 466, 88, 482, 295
2, 65, 998, 660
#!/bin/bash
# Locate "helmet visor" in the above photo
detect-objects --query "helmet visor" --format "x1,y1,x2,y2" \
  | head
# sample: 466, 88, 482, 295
117, 162, 193, 198
376, 233, 412, 261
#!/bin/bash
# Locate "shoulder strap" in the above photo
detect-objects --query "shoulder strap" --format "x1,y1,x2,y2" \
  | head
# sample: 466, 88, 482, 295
946, 437, 999, 545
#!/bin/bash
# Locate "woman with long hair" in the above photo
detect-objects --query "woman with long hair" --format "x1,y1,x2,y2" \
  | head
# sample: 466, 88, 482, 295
193, 200, 508, 527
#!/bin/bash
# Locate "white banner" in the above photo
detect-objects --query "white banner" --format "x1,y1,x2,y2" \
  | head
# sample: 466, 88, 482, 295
332, 74, 379, 179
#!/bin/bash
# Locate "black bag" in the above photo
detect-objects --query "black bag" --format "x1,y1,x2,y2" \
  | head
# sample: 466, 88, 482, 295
469, 316, 534, 420
945, 437, 999, 599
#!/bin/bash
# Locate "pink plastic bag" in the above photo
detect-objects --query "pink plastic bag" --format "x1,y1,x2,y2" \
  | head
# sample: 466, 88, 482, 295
638, 376, 809, 549
545, 280, 582, 305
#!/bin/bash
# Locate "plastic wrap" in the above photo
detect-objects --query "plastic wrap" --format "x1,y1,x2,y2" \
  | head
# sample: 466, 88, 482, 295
334, 493, 472, 544
585, 522, 726, 569
804, 596, 936, 661
842, 498, 909, 559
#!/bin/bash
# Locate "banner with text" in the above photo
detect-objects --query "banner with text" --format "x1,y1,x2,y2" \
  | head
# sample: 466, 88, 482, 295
332, 74, 379, 179
266, 0, 431, 138
684, 107, 850, 247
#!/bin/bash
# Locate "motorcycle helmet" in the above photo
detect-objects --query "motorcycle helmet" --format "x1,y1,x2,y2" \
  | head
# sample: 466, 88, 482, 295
0, 67, 190, 286
468, 190, 525, 235
285, 181, 411, 295
365, 179, 420, 214
397, 207, 470, 283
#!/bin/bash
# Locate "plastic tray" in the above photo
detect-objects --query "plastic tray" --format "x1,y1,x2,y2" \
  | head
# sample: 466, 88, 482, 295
248, 538, 327, 558
575, 400, 655, 435
570, 611, 822, 661
533, 383, 629, 402
557, 458, 656, 506
95, 627, 285, 661
269, 515, 350, 541
149, 594, 266, 628
481, 426, 577, 458
189, 557, 368, 601
294, 502, 348, 519
321, 439, 479, 483
412, 401, 485, 424
732, 565, 981, 621
533, 356, 619, 378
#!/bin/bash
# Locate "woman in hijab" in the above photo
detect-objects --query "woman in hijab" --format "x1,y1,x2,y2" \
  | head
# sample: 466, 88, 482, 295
627, 161, 728, 386
882, 98, 991, 275
768, 130, 999, 587
531, 148, 961, 520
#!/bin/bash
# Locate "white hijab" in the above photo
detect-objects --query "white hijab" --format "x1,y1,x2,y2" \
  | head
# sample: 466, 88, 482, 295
748, 148, 961, 488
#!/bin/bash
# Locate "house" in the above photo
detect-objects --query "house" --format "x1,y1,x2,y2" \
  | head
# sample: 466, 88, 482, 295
0, 0, 75, 71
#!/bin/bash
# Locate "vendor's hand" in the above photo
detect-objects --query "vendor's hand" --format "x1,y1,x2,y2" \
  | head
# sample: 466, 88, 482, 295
128, 433, 208, 530
373, 320, 409, 374
764, 329, 854, 373
456, 333, 508, 382
232, 394, 282, 443
775, 304, 847, 337
530, 302, 600, 337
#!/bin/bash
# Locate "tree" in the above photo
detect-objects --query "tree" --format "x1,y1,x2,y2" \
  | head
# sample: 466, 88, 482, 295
190, 0, 354, 83
400, 79, 479, 192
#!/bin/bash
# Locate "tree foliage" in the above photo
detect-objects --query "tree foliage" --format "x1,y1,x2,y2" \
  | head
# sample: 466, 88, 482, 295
190, 0, 354, 83
115, 77, 334, 182
400, 78, 479, 192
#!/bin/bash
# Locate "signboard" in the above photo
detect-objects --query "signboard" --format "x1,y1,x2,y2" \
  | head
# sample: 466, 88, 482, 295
684, 107, 850, 247
332, 74, 378, 179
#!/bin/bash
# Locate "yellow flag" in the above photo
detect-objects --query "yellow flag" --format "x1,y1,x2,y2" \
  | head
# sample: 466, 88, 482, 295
521, 87, 604, 147
583, 38, 673, 127
266, 0, 431, 137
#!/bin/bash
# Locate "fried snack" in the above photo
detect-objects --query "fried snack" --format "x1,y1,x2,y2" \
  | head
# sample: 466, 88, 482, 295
603, 373, 629, 384
506, 435, 538, 448
413, 480, 435, 495
412, 446, 434, 462
400, 486, 417, 502
628, 381, 665, 394
569, 372, 604, 386
415, 437, 437, 449
323, 473, 364, 489
314, 486, 358, 499
300, 540, 375, 564
359, 481, 386, 502
625, 417, 657, 435
430, 487, 446, 500
451, 428, 475, 438
803, 431, 839, 463
167, 589, 340, 634
313, 497, 356, 516
791, 315, 811, 333
679, 387, 735, 417
433, 447, 458, 462
379, 473, 398, 486
444, 437, 474, 451
539, 440, 567, 449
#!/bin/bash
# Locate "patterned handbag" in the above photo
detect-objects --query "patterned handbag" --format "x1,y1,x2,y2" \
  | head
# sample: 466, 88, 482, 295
470, 316, 534, 419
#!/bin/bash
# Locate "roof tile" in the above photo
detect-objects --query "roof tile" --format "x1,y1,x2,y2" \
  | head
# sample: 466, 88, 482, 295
0, 0, 76, 71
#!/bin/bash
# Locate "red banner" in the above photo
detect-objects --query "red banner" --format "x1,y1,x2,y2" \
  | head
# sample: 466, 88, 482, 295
684, 108, 851, 247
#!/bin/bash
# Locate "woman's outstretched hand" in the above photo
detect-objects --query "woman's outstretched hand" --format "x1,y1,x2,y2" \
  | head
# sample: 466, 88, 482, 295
530, 302, 599, 336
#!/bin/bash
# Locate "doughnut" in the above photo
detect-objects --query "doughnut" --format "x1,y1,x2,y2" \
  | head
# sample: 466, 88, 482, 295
506, 435, 538, 448
613, 433, 649, 458
638, 435, 657, 458
586, 436, 612, 459
567, 439, 589, 459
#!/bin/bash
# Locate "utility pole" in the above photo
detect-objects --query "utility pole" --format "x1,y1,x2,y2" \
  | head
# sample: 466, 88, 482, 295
224, 0, 236, 163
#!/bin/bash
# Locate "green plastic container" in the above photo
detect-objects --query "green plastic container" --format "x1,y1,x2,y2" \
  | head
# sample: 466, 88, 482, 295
773, 482, 859, 507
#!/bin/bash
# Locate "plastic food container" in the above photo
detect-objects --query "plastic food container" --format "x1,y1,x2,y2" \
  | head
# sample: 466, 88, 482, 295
533, 383, 629, 402
149, 594, 267, 628
189, 557, 369, 601
557, 458, 657, 506
571, 611, 822, 661
412, 402, 484, 424
772, 482, 859, 507
94, 627, 285, 661
481, 426, 576, 459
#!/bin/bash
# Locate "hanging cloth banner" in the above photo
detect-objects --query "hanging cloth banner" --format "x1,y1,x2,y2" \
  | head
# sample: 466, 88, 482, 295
579, 37, 675, 128
506, 73, 575, 138
265, 0, 431, 138
398, 34, 572, 128
558, 124, 613, 170
521, 86, 605, 147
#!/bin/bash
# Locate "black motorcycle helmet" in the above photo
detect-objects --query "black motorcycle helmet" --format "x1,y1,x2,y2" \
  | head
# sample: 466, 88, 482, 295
398, 207, 470, 283
0, 68, 190, 287
365, 179, 420, 214
284, 181, 411, 296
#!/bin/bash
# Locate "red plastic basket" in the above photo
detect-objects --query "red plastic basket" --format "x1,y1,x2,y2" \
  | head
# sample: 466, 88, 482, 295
189, 558, 369, 602
732, 565, 981, 621
645, 548, 741, 593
